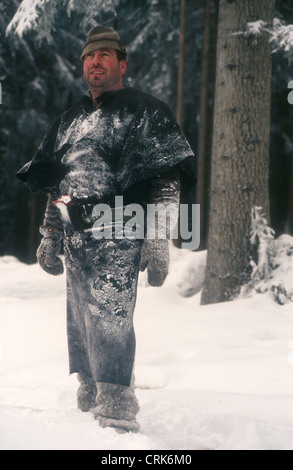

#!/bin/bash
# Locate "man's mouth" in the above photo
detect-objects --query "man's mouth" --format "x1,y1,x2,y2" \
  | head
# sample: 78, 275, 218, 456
90, 70, 105, 75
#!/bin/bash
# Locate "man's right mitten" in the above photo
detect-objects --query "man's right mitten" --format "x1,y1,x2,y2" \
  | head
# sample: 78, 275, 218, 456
37, 194, 64, 275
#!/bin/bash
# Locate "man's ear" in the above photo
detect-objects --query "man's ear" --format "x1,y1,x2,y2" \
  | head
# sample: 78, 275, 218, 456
120, 60, 127, 76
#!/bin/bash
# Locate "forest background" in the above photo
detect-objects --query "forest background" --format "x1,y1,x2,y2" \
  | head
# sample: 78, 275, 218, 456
0, 0, 293, 302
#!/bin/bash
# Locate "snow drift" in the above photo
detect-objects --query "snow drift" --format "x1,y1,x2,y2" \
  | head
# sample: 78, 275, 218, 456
1, 244, 293, 450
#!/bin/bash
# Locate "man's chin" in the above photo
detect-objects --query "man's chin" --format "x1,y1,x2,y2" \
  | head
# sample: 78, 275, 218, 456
84, 75, 105, 88
85, 81, 105, 95
89, 78, 105, 87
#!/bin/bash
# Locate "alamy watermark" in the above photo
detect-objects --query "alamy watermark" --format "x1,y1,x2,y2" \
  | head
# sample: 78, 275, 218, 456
54, 195, 200, 250
89, 196, 200, 250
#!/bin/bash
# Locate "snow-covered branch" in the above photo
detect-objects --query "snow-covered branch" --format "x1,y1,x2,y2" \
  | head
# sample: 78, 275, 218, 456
66, 0, 118, 30
243, 206, 293, 305
250, 206, 276, 286
6, 0, 61, 42
233, 18, 293, 59
270, 18, 293, 55
6, 0, 118, 42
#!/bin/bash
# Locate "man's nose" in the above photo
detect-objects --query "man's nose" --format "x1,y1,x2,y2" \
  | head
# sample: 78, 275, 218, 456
92, 53, 102, 66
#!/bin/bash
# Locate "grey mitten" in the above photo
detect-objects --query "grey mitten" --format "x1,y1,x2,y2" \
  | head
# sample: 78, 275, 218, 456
140, 168, 180, 286
140, 239, 169, 286
37, 194, 64, 275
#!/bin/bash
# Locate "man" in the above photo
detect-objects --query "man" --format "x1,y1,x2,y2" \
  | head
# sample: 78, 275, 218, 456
17, 26, 195, 433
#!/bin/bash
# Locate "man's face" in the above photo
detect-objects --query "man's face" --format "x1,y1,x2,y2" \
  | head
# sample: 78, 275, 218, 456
83, 48, 127, 98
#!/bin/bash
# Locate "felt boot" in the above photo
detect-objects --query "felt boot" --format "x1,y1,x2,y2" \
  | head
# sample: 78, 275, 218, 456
77, 373, 97, 412
94, 382, 140, 433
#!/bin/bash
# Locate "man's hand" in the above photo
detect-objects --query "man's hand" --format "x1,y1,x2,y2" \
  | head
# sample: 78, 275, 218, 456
140, 168, 180, 287
139, 239, 169, 287
37, 226, 64, 275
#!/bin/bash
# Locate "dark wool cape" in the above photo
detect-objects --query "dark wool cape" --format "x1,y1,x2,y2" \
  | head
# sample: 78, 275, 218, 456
17, 87, 195, 387
17, 87, 195, 199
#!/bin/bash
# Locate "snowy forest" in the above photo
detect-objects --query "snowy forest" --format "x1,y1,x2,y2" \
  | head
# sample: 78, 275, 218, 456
1, 0, 293, 303
2, 0, 293, 451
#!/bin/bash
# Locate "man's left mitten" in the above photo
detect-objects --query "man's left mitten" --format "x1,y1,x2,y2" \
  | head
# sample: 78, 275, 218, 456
37, 225, 64, 275
140, 168, 180, 287
140, 239, 169, 287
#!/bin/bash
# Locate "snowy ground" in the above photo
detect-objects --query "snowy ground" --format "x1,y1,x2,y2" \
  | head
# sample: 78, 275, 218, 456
1, 247, 293, 450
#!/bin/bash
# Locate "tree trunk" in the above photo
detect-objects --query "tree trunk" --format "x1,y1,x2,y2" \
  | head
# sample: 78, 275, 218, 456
196, 0, 218, 249
176, 0, 186, 128
174, 0, 186, 249
201, 0, 275, 305
288, 151, 293, 233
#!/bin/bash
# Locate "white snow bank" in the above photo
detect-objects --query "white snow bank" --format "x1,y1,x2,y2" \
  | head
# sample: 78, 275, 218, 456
1, 249, 293, 450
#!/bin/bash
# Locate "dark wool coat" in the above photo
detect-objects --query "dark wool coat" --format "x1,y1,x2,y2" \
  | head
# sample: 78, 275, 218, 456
17, 87, 195, 387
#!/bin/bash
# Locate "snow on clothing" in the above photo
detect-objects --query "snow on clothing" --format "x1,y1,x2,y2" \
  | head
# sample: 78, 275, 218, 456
17, 87, 195, 198
17, 87, 195, 387
65, 232, 143, 386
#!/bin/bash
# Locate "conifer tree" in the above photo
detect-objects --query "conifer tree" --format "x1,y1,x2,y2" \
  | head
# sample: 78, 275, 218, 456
201, 0, 275, 305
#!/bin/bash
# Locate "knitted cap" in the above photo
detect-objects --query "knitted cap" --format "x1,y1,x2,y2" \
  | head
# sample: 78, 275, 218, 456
81, 25, 127, 59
